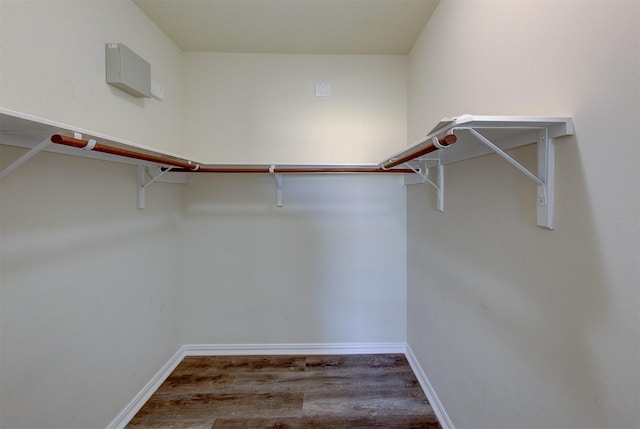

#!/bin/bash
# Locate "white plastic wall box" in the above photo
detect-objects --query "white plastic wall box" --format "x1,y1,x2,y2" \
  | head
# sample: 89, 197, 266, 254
105, 43, 151, 98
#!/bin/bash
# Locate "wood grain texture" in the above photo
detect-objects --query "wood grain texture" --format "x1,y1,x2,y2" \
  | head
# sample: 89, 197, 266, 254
126, 354, 441, 429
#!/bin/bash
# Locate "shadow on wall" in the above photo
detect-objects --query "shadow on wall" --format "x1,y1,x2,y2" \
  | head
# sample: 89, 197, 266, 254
0, 146, 183, 269
408, 132, 614, 428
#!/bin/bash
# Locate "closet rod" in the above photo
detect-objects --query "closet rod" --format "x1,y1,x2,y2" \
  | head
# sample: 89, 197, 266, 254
50, 134, 200, 170
184, 166, 413, 174
50, 134, 412, 174
381, 134, 457, 169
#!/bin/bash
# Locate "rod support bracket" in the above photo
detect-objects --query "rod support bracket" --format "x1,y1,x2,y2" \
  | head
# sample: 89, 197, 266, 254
138, 165, 147, 210
403, 159, 444, 212
270, 165, 284, 207
274, 171, 283, 208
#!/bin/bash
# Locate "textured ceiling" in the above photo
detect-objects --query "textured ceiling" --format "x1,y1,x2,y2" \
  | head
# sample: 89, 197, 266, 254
132, 0, 439, 55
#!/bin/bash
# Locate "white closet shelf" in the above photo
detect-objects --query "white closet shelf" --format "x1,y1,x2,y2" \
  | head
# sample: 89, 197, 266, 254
381, 114, 574, 168
0, 108, 202, 169
381, 114, 575, 229
0, 109, 574, 228
0, 108, 412, 173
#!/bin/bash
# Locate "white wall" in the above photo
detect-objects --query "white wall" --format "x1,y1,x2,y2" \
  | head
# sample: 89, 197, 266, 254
180, 53, 409, 346
12, 1, 639, 429
0, 4, 411, 429
182, 53, 407, 164
0, 0, 185, 155
407, 1, 640, 429
182, 173, 407, 344
0, 147, 184, 429
0, 1, 187, 428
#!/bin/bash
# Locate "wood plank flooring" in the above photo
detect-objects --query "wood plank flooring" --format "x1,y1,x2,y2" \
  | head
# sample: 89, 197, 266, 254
126, 354, 441, 429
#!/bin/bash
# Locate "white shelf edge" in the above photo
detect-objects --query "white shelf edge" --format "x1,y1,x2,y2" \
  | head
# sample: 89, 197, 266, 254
0, 107, 196, 162
393, 114, 575, 230
0, 108, 392, 171
381, 114, 575, 168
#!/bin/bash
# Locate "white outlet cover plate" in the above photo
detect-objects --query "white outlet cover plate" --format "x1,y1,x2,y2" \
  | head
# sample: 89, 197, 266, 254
315, 82, 331, 96
151, 81, 165, 100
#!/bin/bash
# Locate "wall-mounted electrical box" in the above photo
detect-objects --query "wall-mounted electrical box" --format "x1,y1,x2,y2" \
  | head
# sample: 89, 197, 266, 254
105, 43, 151, 98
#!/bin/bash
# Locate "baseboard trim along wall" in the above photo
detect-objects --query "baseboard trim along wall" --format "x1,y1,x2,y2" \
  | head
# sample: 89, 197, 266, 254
182, 342, 407, 356
106, 346, 186, 429
405, 344, 455, 429
106, 342, 451, 429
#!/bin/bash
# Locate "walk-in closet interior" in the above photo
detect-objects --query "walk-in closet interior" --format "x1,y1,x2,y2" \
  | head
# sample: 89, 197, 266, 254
0, 1, 638, 428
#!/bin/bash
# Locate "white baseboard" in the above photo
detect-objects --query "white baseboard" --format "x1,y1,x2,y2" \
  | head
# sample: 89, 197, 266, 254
182, 342, 407, 356
405, 344, 455, 429
106, 346, 187, 429
106, 342, 437, 429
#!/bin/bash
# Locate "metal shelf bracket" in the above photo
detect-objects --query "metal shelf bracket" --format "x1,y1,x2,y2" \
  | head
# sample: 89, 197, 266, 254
137, 165, 188, 209
270, 165, 284, 207
0, 137, 51, 179
137, 166, 173, 209
456, 127, 555, 229
404, 160, 444, 211
390, 115, 572, 230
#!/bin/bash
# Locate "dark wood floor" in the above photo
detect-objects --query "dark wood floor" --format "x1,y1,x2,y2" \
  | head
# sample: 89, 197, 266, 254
126, 353, 441, 429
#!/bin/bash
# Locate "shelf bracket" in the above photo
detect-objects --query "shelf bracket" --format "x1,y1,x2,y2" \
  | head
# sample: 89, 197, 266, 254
138, 165, 174, 209
457, 127, 555, 229
404, 160, 444, 211
0, 137, 51, 179
270, 165, 284, 207
142, 166, 174, 189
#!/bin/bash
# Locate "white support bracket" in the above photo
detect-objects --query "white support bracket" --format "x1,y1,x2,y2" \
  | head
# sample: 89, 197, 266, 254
138, 165, 176, 210
458, 127, 555, 229
275, 174, 283, 207
404, 160, 444, 211
271, 165, 284, 208
275, 174, 284, 207
536, 130, 555, 229
0, 137, 51, 179
138, 166, 147, 210
435, 162, 444, 212
269, 165, 284, 207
